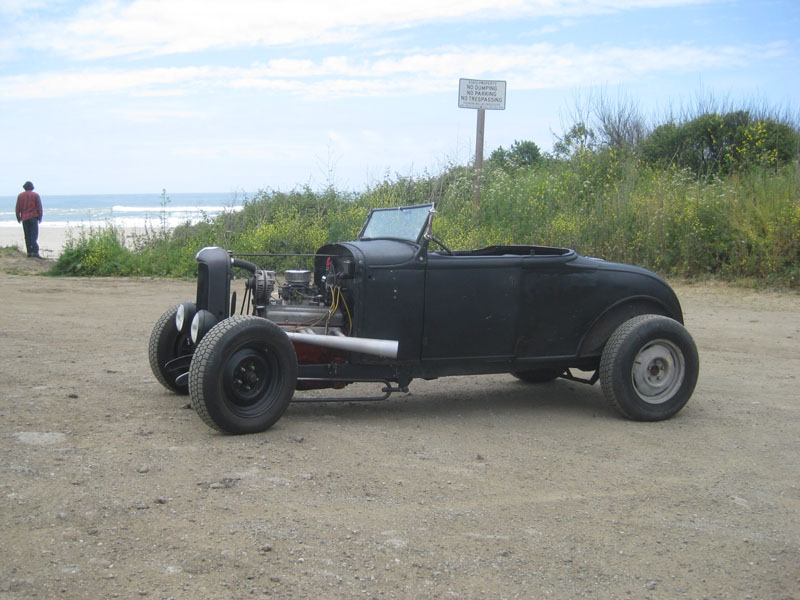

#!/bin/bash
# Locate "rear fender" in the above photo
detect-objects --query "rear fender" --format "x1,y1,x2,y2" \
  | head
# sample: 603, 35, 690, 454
578, 298, 673, 358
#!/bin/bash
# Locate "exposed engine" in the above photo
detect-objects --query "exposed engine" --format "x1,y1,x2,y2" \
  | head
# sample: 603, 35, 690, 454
280, 269, 319, 304
245, 267, 346, 333
216, 250, 395, 377
240, 264, 354, 384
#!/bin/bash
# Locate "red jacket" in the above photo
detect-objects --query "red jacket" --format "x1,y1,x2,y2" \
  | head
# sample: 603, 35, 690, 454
16, 191, 42, 222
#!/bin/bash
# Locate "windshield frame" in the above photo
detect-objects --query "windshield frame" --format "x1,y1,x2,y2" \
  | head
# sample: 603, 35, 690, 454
358, 203, 434, 243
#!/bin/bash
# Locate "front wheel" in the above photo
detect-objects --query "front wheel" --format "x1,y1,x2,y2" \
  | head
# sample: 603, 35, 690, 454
600, 315, 698, 421
189, 316, 297, 434
149, 304, 194, 394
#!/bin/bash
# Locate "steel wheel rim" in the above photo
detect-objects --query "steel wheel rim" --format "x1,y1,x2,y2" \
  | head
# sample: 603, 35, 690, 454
223, 347, 279, 415
173, 331, 193, 358
631, 339, 685, 404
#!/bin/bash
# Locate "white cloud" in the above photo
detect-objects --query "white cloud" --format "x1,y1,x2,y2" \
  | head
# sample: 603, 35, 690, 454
110, 107, 209, 123
0, 41, 782, 101
0, 66, 222, 99
17, 0, 714, 59
0, 0, 64, 17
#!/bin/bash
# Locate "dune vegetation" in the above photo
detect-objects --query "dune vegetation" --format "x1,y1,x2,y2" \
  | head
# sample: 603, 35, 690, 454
50, 97, 800, 288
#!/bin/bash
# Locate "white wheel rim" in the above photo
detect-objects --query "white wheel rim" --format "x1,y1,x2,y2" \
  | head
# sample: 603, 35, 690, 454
631, 339, 685, 404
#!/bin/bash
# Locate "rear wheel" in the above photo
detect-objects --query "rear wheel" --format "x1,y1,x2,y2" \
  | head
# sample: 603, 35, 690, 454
600, 315, 698, 421
149, 304, 193, 394
189, 316, 297, 434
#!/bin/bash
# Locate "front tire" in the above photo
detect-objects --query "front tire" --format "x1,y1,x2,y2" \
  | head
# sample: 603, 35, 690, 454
149, 304, 194, 394
600, 315, 698, 421
189, 316, 297, 434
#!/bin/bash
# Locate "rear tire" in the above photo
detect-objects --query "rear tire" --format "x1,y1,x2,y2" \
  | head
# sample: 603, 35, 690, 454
600, 315, 698, 421
189, 316, 297, 434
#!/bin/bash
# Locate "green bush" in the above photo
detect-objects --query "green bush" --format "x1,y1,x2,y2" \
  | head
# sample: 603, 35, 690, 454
51, 225, 132, 276
640, 111, 799, 177
488, 140, 542, 169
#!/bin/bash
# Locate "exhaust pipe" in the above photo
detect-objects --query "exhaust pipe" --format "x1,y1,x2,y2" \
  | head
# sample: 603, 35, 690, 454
286, 331, 398, 359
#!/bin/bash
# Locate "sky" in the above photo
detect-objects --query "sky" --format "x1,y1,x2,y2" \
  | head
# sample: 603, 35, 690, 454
1, 0, 798, 196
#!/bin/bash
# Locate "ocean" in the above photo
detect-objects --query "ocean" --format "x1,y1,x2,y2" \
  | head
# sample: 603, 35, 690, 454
0, 191, 245, 229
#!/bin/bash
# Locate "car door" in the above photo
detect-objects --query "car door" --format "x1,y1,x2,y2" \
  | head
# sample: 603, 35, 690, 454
421, 253, 522, 361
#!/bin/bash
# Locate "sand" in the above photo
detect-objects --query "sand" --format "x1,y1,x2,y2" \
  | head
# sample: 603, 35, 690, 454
0, 225, 146, 258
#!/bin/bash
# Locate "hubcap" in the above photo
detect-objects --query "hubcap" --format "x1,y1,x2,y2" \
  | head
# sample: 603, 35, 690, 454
631, 339, 685, 404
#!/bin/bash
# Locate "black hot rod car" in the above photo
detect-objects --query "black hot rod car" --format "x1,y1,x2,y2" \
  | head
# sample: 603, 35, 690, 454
149, 203, 698, 434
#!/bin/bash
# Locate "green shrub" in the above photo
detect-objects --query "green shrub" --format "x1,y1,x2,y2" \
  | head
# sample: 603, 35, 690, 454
488, 140, 542, 169
51, 225, 132, 276
640, 111, 799, 177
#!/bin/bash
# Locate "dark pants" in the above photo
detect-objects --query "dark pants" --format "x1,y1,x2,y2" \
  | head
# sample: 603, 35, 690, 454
22, 219, 40, 257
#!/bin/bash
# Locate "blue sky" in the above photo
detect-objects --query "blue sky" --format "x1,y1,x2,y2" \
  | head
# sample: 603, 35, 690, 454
1, 0, 798, 195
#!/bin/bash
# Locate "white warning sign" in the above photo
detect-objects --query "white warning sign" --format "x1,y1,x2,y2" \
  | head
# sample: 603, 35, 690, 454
458, 78, 507, 110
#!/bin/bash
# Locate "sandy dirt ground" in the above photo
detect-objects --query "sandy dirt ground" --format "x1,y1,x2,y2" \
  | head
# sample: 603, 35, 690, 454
1, 257, 798, 599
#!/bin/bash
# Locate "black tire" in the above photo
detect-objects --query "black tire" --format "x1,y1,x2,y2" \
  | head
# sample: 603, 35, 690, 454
600, 315, 698, 421
511, 368, 564, 383
149, 304, 194, 394
189, 316, 297, 434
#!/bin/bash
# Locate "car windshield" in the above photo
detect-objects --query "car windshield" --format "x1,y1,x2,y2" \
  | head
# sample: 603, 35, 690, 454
359, 204, 433, 242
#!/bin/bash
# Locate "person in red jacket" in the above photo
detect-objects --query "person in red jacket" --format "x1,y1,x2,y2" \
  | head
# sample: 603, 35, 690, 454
15, 181, 43, 259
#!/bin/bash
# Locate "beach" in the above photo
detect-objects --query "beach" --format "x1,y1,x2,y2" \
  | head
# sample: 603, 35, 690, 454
0, 191, 242, 258
0, 225, 69, 258
0, 225, 146, 258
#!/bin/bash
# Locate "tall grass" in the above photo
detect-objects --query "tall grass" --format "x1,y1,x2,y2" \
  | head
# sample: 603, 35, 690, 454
48, 154, 799, 287
51, 92, 800, 285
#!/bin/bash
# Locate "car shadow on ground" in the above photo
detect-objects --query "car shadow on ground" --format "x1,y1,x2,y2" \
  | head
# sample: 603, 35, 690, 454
284, 375, 615, 425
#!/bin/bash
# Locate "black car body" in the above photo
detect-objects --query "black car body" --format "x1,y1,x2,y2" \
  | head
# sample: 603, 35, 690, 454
149, 203, 698, 434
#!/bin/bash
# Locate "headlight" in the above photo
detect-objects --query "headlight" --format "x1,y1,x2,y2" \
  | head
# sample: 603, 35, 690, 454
175, 302, 196, 333
190, 310, 217, 344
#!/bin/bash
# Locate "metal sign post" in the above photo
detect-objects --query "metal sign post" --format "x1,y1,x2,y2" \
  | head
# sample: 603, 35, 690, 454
458, 78, 506, 204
